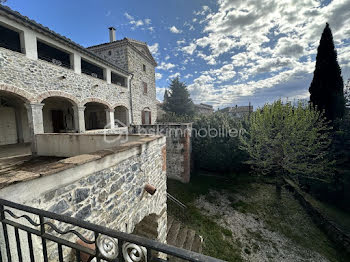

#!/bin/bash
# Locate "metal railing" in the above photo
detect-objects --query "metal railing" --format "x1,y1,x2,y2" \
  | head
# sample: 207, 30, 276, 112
0, 199, 225, 262
167, 193, 187, 210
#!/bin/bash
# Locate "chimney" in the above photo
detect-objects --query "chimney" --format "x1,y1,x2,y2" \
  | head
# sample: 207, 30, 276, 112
109, 27, 116, 42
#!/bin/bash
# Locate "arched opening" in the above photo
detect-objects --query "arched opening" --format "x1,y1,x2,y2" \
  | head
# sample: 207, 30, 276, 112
141, 107, 151, 125
132, 213, 159, 240
114, 106, 129, 127
42, 97, 76, 133
84, 102, 108, 130
0, 91, 30, 146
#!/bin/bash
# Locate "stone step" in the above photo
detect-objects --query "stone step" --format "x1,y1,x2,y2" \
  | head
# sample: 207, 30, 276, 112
191, 234, 202, 254
166, 216, 203, 262
175, 225, 188, 249
167, 215, 174, 234
166, 220, 181, 246
183, 229, 196, 251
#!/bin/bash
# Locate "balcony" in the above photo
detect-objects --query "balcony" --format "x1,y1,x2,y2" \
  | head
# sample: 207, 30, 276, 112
0, 198, 225, 262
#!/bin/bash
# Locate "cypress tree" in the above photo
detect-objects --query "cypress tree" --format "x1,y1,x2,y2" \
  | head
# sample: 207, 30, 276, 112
309, 23, 345, 120
163, 77, 194, 116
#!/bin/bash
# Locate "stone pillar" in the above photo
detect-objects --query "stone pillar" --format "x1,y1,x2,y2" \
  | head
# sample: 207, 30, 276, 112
25, 103, 44, 154
74, 106, 86, 133
105, 68, 111, 84
23, 30, 38, 60
72, 53, 81, 74
106, 109, 115, 129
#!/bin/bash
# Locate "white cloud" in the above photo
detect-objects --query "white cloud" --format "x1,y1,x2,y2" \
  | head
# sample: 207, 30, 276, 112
124, 12, 154, 31
165, 55, 170, 61
169, 26, 182, 34
168, 72, 180, 79
156, 73, 163, 80
181, 43, 197, 55
148, 43, 159, 56
182, 0, 350, 108
176, 39, 186, 45
124, 12, 133, 20
158, 62, 175, 70
184, 74, 193, 79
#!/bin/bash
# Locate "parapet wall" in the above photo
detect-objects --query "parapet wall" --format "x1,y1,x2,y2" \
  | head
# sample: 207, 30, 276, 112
130, 123, 192, 183
0, 136, 167, 260
36, 133, 144, 157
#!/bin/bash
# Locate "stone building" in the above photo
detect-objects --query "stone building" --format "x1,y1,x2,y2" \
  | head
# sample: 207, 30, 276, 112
220, 104, 253, 118
0, 6, 221, 262
0, 5, 157, 148
194, 103, 214, 115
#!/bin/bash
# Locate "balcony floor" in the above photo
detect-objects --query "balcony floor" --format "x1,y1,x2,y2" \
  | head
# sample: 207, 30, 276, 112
0, 143, 31, 160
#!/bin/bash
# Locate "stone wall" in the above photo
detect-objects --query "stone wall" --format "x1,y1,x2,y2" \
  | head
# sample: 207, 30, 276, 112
0, 47, 130, 109
130, 124, 192, 183
0, 136, 167, 261
127, 47, 157, 125
89, 42, 157, 125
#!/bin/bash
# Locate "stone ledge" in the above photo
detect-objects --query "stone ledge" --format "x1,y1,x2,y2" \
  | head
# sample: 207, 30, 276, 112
0, 135, 164, 189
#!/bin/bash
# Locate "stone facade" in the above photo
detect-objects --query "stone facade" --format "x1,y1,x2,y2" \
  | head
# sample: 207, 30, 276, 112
0, 136, 167, 261
0, 6, 158, 149
88, 39, 157, 125
0, 48, 130, 109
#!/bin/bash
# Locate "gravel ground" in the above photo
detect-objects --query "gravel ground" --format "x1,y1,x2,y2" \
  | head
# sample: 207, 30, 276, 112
195, 186, 331, 262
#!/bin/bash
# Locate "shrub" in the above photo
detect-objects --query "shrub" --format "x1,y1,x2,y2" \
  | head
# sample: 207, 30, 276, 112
192, 112, 248, 172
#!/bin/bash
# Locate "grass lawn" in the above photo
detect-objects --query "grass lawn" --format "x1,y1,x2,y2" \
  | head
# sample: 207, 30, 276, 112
167, 173, 350, 262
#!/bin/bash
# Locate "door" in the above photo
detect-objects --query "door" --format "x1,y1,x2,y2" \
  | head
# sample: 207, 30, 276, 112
0, 107, 17, 145
142, 110, 151, 125
51, 110, 64, 133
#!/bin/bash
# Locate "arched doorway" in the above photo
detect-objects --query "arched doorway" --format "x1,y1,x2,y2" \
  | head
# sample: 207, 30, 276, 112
0, 91, 30, 145
114, 106, 129, 127
84, 102, 108, 130
42, 97, 76, 133
141, 107, 151, 125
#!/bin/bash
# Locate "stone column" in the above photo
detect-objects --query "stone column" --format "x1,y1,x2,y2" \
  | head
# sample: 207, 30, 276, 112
25, 103, 44, 154
105, 68, 111, 84
23, 30, 38, 60
72, 53, 81, 74
105, 109, 115, 129
74, 106, 86, 133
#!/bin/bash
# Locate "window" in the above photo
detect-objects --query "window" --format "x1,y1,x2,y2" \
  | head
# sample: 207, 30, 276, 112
37, 40, 71, 69
143, 64, 146, 72
81, 59, 104, 80
108, 50, 112, 56
143, 82, 148, 94
111, 72, 126, 87
0, 24, 22, 53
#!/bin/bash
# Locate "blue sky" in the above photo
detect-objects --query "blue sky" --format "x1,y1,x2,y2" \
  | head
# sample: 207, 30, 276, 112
4, 0, 350, 109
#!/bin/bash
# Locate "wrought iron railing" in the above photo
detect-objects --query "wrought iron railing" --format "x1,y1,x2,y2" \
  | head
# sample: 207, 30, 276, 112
0, 199, 225, 262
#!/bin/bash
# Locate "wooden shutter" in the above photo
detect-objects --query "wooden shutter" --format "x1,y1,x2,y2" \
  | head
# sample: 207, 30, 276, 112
143, 82, 148, 94
142, 110, 145, 125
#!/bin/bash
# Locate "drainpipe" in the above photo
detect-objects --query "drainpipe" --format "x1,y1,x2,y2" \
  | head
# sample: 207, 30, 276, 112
129, 73, 134, 125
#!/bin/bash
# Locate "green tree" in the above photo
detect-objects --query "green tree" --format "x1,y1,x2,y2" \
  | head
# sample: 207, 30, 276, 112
309, 23, 345, 121
163, 77, 194, 116
192, 112, 248, 172
241, 100, 334, 198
